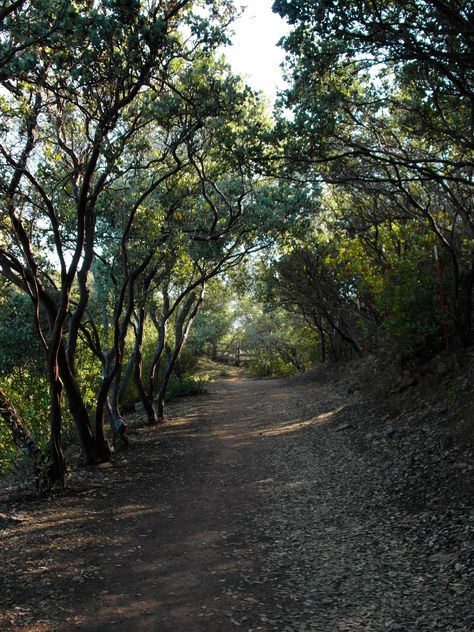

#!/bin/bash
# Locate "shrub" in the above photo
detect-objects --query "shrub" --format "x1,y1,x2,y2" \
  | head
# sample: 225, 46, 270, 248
0, 369, 51, 477
165, 374, 210, 400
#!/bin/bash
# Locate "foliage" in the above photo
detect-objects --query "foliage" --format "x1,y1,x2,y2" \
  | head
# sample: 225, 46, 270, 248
380, 257, 441, 358
0, 420, 21, 477
0, 284, 43, 375
165, 374, 210, 401
187, 279, 235, 357
271, 0, 474, 353
241, 307, 318, 377
0, 368, 50, 476
257, 213, 449, 362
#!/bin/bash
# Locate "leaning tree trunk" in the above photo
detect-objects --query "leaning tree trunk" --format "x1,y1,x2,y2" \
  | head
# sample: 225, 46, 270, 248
0, 388, 48, 494
157, 291, 204, 420
44, 300, 69, 490
94, 352, 115, 460
141, 297, 169, 424
324, 311, 362, 359
110, 362, 123, 423
319, 327, 327, 363
329, 328, 338, 362
149, 312, 169, 395
48, 373, 66, 489
133, 308, 159, 424
58, 345, 106, 464
312, 313, 327, 363
102, 355, 129, 450
35, 291, 105, 465
117, 350, 136, 407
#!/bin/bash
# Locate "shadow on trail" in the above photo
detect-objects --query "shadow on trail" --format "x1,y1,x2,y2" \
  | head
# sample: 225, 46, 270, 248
56, 376, 355, 631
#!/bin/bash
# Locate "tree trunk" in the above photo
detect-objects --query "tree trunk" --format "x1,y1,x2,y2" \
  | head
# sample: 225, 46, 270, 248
157, 291, 204, 420
146, 308, 168, 420
94, 353, 114, 460
325, 313, 362, 357
57, 345, 105, 464
133, 310, 158, 424
329, 329, 338, 362
47, 354, 66, 489
117, 350, 135, 405
110, 367, 122, 422
319, 328, 327, 363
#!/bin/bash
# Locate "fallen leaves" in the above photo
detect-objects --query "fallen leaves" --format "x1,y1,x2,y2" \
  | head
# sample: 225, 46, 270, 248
1, 369, 473, 631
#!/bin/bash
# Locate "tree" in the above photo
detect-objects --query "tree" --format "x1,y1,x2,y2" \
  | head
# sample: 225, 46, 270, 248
273, 0, 474, 349
0, 0, 236, 486
188, 278, 235, 359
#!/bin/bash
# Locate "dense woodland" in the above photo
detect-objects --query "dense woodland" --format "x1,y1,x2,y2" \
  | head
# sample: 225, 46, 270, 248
0, 0, 473, 491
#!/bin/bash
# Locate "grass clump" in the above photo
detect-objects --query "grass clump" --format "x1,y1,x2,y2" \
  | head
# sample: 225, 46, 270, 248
165, 375, 210, 401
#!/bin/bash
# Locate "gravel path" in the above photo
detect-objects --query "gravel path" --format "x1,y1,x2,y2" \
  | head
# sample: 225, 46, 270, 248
1, 369, 473, 631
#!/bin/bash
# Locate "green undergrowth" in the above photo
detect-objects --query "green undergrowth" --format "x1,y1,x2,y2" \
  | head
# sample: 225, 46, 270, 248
165, 374, 211, 401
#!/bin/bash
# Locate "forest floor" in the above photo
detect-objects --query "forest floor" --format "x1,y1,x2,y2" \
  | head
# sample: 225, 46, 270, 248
1, 355, 474, 631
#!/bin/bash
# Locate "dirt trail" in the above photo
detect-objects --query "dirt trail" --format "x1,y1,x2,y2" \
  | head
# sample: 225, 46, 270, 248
1, 369, 473, 631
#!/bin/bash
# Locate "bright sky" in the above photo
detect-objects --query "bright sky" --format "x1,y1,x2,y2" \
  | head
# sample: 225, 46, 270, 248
223, 1, 291, 104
